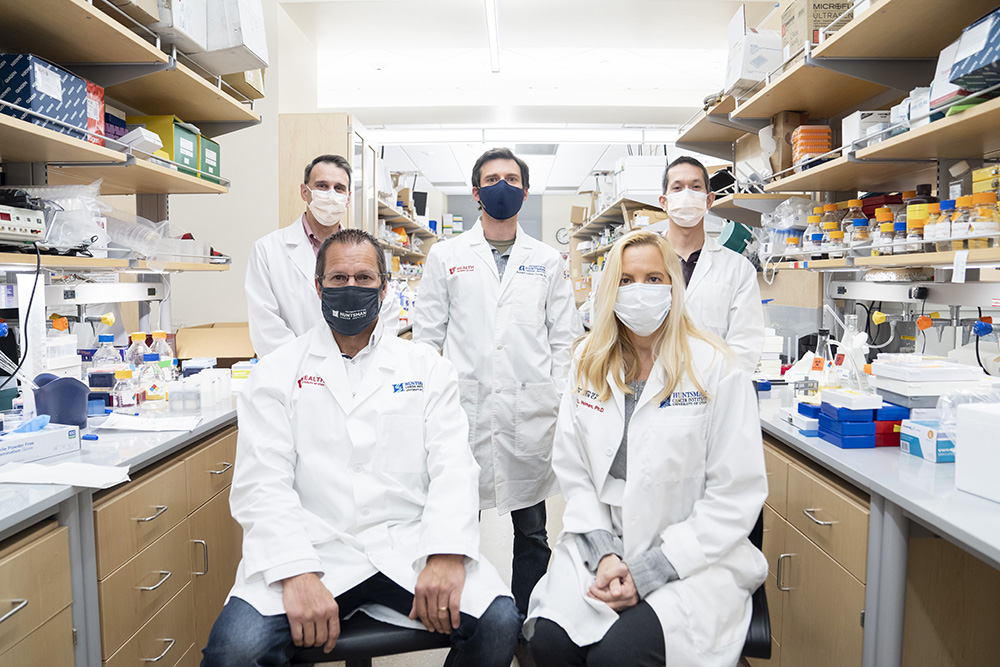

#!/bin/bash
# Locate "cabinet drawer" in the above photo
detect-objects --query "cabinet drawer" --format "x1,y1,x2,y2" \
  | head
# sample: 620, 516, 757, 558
99, 520, 192, 658
0, 524, 71, 653
762, 504, 786, 576
787, 464, 869, 583
763, 445, 789, 517
95, 459, 189, 579
105, 583, 194, 667
185, 427, 237, 511
0, 604, 73, 667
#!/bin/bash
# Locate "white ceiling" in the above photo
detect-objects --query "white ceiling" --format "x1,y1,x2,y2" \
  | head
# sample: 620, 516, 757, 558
279, 0, 779, 193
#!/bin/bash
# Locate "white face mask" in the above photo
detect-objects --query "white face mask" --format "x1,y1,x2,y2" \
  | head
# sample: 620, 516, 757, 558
307, 187, 349, 227
666, 188, 708, 228
614, 283, 672, 337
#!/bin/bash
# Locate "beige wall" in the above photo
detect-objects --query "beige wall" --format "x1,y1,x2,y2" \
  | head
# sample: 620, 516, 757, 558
541, 194, 590, 254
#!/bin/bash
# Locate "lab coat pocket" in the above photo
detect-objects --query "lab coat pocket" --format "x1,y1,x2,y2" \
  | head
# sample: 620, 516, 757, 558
643, 414, 708, 483
458, 379, 479, 446
700, 283, 733, 332
377, 415, 426, 473
515, 381, 559, 456
511, 279, 545, 326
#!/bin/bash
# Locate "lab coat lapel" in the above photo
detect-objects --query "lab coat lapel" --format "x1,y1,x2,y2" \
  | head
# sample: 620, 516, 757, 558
286, 216, 318, 284
500, 225, 532, 296
591, 371, 626, 490
309, 327, 354, 413
350, 331, 392, 409
467, 221, 501, 284
634, 362, 666, 414
685, 234, 717, 298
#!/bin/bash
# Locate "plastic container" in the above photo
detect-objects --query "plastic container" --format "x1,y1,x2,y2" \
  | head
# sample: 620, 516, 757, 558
821, 204, 841, 233
969, 192, 1000, 249
906, 217, 926, 253
922, 202, 941, 248
892, 221, 908, 254
105, 214, 163, 258
935, 200, 957, 252
112, 369, 137, 412
32, 373, 89, 429
850, 219, 870, 256
950, 196, 975, 251
873, 221, 896, 256
125, 332, 150, 368
803, 215, 821, 252
92, 334, 121, 369
844, 200, 865, 233
167, 380, 201, 413
828, 230, 845, 258
150, 331, 178, 381
137, 353, 167, 407
821, 220, 838, 251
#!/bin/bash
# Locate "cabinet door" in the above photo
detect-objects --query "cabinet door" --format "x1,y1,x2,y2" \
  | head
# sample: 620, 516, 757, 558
780, 525, 865, 667
0, 525, 71, 653
0, 605, 73, 667
189, 486, 242, 653
763, 444, 789, 518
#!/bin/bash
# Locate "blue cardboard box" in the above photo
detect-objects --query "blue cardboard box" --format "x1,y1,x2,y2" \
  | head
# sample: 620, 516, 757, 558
818, 413, 876, 436
819, 427, 876, 449
797, 402, 822, 419
820, 402, 875, 423
950, 9, 1000, 92
875, 401, 909, 422
0, 54, 87, 139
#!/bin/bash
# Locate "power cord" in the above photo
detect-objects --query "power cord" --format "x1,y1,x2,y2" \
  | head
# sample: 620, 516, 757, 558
0, 242, 41, 391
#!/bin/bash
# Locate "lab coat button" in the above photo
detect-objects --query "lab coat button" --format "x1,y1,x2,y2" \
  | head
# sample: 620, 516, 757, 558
494, 387, 501, 394
353, 465, 362, 473
496, 344, 503, 350
361, 508, 370, 516
493, 429, 500, 436
606, 448, 613, 456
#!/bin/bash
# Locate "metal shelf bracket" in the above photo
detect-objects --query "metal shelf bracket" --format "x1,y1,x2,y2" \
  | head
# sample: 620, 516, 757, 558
195, 118, 263, 139
62, 58, 176, 88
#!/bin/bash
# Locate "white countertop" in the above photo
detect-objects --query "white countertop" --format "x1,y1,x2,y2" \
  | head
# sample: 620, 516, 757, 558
759, 393, 1000, 570
0, 399, 238, 540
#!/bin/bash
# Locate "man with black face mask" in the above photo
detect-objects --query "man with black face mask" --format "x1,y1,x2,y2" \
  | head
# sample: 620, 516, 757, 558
413, 148, 582, 659
202, 229, 520, 667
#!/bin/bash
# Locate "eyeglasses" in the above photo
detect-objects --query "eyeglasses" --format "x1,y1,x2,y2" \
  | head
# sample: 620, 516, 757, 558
320, 272, 382, 287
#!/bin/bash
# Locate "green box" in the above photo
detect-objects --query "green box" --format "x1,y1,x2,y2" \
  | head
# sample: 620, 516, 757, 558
126, 115, 200, 176
199, 135, 221, 183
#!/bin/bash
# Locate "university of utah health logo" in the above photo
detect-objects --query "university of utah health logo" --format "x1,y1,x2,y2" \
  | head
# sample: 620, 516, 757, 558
297, 375, 325, 388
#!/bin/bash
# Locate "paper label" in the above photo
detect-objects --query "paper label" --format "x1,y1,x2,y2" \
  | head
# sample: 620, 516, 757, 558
204, 149, 217, 167
956, 17, 994, 63
953, 249, 969, 283
835, 353, 845, 366
179, 136, 195, 157
811, 357, 826, 371
992, 298, 1000, 307
32, 62, 62, 102
86, 96, 100, 118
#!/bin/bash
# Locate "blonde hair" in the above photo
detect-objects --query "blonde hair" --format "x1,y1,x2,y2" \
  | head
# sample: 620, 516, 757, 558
575, 230, 726, 404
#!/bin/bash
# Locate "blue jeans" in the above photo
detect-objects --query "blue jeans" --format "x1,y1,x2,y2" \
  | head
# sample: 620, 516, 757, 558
511, 500, 551, 617
200, 573, 519, 667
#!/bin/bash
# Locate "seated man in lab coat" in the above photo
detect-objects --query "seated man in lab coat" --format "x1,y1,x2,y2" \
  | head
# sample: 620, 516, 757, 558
659, 156, 764, 373
201, 229, 519, 667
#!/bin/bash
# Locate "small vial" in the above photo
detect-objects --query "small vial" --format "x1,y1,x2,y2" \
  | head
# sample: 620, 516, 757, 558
935, 200, 956, 252
112, 369, 137, 412
892, 221, 908, 254
850, 219, 870, 256
951, 196, 974, 251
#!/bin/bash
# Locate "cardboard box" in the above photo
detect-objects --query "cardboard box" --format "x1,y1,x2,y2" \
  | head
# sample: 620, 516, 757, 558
85, 81, 105, 147
956, 402, 1000, 503
199, 134, 221, 182
841, 110, 891, 150
908, 86, 944, 130
632, 209, 668, 227
106, 0, 160, 24
190, 0, 268, 75
570, 205, 588, 225
932, 39, 976, 108
771, 111, 806, 175
950, 8, 1000, 91
725, 6, 782, 98
781, 0, 853, 62
900, 419, 955, 463
150, 0, 208, 54
735, 132, 769, 182
0, 424, 80, 465
175, 322, 255, 365
397, 187, 414, 208
0, 54, 88, 140
221, 68, 265, 100
126, 115, 200, 175
613, 156, 665, 198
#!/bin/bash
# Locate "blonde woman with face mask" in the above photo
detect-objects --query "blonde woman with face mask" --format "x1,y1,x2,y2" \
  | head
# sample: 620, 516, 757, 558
524, 230, 768, 667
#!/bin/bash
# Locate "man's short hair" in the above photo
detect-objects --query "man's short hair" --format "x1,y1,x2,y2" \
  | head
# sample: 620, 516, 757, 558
305, 154, 353, 188
315, 229, 387, 283
662, 156, 710, 194
471, 147, 530, 190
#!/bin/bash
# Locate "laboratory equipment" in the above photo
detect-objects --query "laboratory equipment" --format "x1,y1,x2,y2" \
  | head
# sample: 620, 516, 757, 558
137, 353, 167, 406
92, 334, 122, 368
934, 200, 956, 252
843, 200, 864, 233
125, 332, 150, 368
32, 373, 89, 429
150, 331, 178, 380
950, 196, 975, 250
849, 219, 869, 256
810, 328, 840, 389
0, 203, 46, 244
969, 192, 999, 249
112, 369, 137, 411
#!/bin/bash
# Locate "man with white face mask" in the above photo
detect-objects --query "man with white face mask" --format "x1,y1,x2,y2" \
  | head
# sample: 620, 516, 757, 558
660, 156, 764, 373
246, 155, 352, 357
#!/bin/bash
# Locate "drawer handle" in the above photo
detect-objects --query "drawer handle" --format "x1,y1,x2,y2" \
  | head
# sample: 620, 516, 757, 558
209, 461, 233, 475
137, 571, 172, 591
0, 599, 27, 624
193, 539, 209, 576
135, 505, 169, 523
803, 508, 838, 526
142, 638, 176, 662
776, 553, 793, 591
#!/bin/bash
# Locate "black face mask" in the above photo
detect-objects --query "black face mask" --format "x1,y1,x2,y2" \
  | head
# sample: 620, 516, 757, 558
320, 285, 381, 336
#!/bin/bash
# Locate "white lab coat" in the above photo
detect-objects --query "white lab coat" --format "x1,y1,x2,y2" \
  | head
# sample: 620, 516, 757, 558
525, 338, 768, 666
413, 221, 582, 514
227, 323, 510, 623
684, 235, 764, 375
245, 216, 325, 357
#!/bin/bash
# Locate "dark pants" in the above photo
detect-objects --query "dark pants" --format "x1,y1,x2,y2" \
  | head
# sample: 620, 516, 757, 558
529, 601, 666, 667
200, 573, 519, 667
511, 500, 551, 617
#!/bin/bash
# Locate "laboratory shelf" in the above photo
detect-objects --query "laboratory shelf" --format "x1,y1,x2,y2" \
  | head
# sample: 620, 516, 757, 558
779, 257, 853, 271
379, 240, 426, 261
0, 0, 259, 128
0, 114, 128, 165
812, 0, 999, 60
135, 260, 230, 272
571, 197, 656, 239
0, 253, 129, 271
764, 154, 937, 194
859, 96, 1000, 161
710, 193, 809, 226
675, 96, 743, 159
581, 242, 617, 262
377, 201, 437, 239
48, 156, 228, 196
854, 247, 1000, 268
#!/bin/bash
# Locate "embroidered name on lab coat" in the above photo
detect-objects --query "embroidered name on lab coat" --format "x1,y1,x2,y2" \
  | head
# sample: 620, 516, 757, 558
449, 265, 475, 275
297, 375, 326, 388
517, 264, 547, 276
659, 390, 707, 408
392, 381, 424, 393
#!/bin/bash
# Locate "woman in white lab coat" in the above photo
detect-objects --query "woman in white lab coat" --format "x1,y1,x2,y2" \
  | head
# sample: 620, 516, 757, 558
524, 230, 767, 667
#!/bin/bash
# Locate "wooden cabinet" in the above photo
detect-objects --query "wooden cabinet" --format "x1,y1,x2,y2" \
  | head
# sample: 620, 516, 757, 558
750, 435, 869, 667
0, 522, 73, 666
96, 426, 241, 663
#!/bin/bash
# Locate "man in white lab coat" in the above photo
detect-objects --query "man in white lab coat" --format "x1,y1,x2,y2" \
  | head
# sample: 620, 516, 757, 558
659, 156, 764, 373
413, 148, 582, 627
244, 154, 352, 358
202, 230, 519, 667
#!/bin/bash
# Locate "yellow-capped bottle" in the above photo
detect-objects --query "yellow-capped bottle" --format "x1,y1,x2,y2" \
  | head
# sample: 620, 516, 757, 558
843, 199, 864, 233
951, 196, 975, 251
969, 192, 1000, 249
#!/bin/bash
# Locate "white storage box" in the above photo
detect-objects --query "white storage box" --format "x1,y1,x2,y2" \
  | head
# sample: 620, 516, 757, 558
956, 403, 1000, 503
900, 419, 955, 463
724, 6, 782, 98
107, 0, 160, 24
190, 0, 268, 75
150, 0, 208, 54
0, 424, 80, 464
842, 110, 891, 149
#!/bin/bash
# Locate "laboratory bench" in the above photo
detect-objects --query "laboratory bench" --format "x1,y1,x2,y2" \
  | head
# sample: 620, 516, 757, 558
755, 390, 1000, 667
0, 400, 239, 667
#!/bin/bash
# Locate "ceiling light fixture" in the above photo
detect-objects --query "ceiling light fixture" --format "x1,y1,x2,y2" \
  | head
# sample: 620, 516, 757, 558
484, 0, 500, 73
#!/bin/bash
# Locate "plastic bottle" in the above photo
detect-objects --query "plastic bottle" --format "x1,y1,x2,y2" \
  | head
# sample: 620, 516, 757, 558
923, 202, 941, 249
785, 236, 802, 259
868, 206, 892, 235
92, 334, 121, 369
850, 219, 870, 256
821, 204, 841, 234
893, 221, 908, 254
905, 216, 925, 253
969, 191, 1000, 249
950, 196, 975, 251
821, 220, 838, 252
843, 200, 865, 234
804, 215, 822, 252
874, 221, 895, 256
137, 353, 167, 407
112, 369, 137, 412
150, 331, 178, 380
828, 230, 845, 258
808, 233, 824, 259
935, 200, 957, 252
125, 332, 150, 368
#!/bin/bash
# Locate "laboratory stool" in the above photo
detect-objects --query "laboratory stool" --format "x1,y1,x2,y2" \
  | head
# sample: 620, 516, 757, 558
741, 510, 772, 660
291, 612, 450, 666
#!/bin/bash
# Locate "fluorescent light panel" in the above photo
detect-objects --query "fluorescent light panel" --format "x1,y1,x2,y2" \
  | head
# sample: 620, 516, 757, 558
484, 0, 500, 73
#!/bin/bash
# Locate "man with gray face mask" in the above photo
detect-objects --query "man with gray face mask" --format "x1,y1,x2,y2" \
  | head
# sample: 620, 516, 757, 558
659, 156, 764, 374
246, 155, 352, 357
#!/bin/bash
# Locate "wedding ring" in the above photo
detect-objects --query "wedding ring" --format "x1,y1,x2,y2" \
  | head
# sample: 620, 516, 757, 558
438, 606, 449, 611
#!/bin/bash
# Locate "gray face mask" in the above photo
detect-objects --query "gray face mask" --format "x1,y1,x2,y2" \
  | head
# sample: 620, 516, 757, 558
320, 285, 381, 335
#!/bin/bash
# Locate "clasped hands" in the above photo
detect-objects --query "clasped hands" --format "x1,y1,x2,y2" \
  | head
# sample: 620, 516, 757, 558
587, 553, 639, 612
